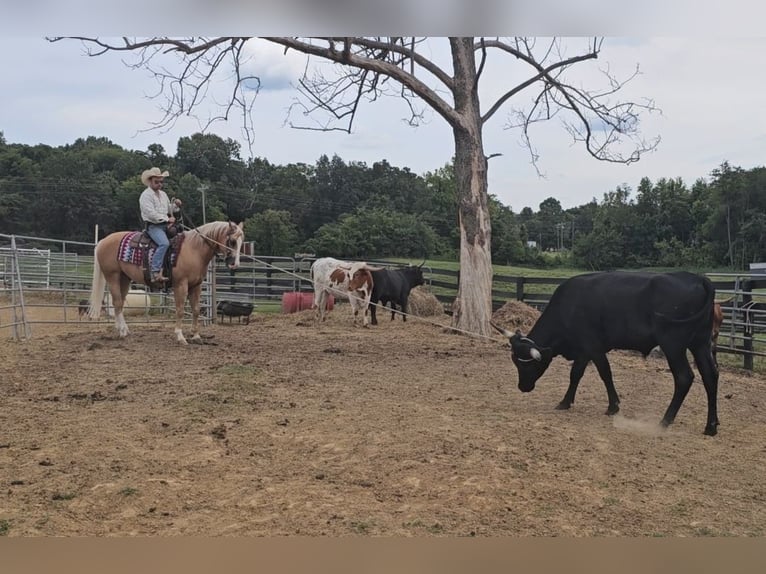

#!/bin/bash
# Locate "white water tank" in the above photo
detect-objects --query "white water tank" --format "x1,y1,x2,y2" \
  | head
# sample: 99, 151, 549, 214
105, 289, 156, 316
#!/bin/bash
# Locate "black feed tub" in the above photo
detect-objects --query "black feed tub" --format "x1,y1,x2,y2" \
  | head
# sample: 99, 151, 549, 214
217, 300, 254, 324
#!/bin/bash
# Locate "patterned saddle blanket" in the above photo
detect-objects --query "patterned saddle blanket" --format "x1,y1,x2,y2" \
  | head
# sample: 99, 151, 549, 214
117, 231, 185, 286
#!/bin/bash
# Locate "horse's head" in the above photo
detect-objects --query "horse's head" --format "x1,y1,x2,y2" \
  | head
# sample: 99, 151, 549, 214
222, 221, 245, 269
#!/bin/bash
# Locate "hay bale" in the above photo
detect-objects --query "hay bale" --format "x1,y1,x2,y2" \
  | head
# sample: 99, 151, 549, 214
407, 286, 445, 317
491, 300, 541, 333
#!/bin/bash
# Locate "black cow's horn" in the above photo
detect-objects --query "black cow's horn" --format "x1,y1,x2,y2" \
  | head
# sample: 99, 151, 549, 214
490, 321, 513, 338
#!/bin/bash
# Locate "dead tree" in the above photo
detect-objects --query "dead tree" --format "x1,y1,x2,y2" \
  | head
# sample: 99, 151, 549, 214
49, 36, 659, 336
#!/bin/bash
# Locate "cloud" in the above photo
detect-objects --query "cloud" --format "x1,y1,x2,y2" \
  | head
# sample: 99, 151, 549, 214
241, 39, 308, 91
2, 36, 766, 214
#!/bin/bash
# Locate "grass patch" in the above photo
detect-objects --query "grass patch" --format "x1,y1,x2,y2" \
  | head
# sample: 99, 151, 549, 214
119, 487, 139, 497
0, 519, 10, 536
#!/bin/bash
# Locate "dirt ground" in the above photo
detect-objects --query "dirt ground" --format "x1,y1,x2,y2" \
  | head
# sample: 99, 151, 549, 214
1, 295, 765, 537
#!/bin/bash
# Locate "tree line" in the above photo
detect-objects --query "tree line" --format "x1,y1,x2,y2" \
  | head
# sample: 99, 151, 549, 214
1, 131, 764, 269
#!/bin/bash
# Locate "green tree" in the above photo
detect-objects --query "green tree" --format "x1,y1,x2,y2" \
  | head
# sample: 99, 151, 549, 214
243, 210, 300, 256
306, 207, 445, 259
573, 185, 635, 269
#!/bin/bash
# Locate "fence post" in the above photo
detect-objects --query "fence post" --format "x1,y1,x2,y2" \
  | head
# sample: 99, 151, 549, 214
266, 260, 273, 298
742, 279, 754, 371
516, 277, 524, 302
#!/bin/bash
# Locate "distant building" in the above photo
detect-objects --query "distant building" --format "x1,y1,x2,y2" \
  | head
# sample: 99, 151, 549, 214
526, 241, 538, 249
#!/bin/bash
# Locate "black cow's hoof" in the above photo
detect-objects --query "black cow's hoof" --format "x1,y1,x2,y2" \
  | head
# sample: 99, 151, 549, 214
703, 424, 718, 436
605, 404, 620, 416
555, 401, 571, 410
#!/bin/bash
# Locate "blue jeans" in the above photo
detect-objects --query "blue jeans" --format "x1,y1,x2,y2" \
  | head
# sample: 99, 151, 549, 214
146, 223, 169, 273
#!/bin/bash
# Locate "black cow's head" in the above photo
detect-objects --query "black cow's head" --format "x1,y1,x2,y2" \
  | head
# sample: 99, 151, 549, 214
491, 322, 552, 392
403, 265, 425, 288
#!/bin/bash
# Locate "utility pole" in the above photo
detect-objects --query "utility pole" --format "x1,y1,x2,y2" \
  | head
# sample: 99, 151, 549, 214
199, 184, 209, 224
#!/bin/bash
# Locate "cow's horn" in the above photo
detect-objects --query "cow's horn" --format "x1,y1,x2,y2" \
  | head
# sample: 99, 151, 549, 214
530, 348, 542, 361
490, 321, 513, 338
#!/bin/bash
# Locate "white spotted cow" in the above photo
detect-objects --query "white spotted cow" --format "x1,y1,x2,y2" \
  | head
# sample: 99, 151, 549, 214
310, 257, 375, 327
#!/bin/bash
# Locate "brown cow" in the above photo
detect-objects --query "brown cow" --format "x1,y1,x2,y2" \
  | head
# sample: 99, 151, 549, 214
310, 257, 375, 326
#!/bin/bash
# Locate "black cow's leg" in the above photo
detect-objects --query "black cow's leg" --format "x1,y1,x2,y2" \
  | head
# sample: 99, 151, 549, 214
591, 354, 620, 415
400, 296, 408, 322
691, 344, 720, 436
659, 350, 695, 429
557, 359, 588, 410
370, 298, 378, 325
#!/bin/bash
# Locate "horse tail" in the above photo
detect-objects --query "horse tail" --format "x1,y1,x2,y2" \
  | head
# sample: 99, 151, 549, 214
88, 241, 107, 319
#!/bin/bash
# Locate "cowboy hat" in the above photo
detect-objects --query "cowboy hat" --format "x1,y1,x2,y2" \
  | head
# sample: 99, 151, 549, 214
141, 167, 170, 186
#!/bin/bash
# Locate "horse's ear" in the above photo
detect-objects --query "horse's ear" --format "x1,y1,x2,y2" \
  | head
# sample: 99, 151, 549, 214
238, 221, 244, 229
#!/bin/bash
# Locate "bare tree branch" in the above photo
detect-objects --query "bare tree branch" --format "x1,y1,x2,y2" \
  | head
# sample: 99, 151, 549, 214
480, 37, 659, 170
265, 37, 462, 129
47, 36, 659, 169
479, 38, 599, 124
48, 36, 261, 151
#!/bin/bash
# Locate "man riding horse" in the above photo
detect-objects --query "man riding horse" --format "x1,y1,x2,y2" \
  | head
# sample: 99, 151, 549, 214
139, 167, 183, 284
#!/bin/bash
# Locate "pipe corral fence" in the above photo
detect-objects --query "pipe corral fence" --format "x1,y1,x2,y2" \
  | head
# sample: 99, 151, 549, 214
2, 233, 766, 371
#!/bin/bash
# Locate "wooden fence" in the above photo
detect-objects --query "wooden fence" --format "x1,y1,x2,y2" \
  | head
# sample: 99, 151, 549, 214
2, 233, 764, 371
215, 261, 766, 371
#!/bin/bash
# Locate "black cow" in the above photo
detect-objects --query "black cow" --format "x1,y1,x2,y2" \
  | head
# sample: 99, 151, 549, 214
492, 271, 720, 436
369, 265, 425, 325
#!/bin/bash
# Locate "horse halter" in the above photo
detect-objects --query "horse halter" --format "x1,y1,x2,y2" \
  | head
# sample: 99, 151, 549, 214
221, 225, 243, 265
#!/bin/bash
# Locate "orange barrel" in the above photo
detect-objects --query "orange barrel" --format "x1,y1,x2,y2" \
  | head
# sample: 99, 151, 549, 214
281, 292, 334, 313
281, 292, 299, 313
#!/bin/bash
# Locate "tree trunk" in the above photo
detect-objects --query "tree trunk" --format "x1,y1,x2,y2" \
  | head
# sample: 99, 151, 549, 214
449, 38, 493, 337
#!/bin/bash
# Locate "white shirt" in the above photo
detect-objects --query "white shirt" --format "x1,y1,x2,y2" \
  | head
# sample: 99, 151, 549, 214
139, 187, 172, 224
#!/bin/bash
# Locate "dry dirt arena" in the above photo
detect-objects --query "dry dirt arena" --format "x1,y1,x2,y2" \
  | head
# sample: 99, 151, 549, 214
1, 295, 765, 537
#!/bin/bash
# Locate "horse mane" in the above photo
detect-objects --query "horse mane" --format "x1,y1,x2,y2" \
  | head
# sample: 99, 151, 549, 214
185, 221, 234, 250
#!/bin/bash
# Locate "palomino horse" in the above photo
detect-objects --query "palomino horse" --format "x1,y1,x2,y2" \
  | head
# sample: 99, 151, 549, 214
87, 221, 245, 344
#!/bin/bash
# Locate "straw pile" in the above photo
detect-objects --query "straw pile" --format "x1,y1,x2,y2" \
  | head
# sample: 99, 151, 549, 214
407, 286, 445, 317
491, 300, 541, 333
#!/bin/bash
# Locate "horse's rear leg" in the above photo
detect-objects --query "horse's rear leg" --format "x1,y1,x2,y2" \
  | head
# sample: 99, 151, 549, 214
108, 273, 131, 337
188, 284, 203, 343
173, 283, 189, 345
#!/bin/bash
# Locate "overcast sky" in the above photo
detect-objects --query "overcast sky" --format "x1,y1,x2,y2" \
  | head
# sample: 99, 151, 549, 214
2, 36, 765, 212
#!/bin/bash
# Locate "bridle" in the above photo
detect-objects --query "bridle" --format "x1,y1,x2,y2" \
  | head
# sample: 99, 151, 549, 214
196, 223, 243, 265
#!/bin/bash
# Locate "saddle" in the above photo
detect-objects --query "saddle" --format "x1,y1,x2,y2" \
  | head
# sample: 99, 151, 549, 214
120, 227, 185, 290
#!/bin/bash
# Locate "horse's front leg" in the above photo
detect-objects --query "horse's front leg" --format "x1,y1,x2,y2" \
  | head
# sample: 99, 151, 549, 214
173, 283, 189, 345
188, 283, 203, 343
